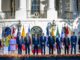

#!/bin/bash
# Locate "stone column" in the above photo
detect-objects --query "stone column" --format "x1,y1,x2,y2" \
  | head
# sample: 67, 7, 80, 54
47, 0, 57, 20
0, 0, 5, 19
70, 0, 77, 18
0, 0, 1, 11
26, 0, 31, 18
15, 0, 27, 20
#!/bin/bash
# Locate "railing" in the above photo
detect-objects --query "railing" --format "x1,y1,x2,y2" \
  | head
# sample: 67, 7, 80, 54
26, 10, 47, 18
0, 10, 47, 19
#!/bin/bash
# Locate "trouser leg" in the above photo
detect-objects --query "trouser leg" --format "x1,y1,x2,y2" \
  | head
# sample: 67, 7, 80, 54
18, 48, 22, 54
25, 47, 27, 54
67, 46, 69, 54
79, 45, 80, 52
41, 46, 43, 55
58, 46, 61, 54
33, 46, 36, 55
28, 46, 30, 54
51, 46, 53, 54
36, 46, 38, 55
74, 45, 76, 54
64, 47, 66, 54
43, 46, 45, 55
49, 46, 50, 54
71, 46, 73, 54
57, 46, 60, 54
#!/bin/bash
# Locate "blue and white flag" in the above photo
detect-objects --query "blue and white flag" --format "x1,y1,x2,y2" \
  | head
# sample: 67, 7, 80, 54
61, 27, 65, 38
28, 25, 31, 36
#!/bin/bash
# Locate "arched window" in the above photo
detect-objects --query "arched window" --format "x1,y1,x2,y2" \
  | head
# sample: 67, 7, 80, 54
31, 0, 40, 14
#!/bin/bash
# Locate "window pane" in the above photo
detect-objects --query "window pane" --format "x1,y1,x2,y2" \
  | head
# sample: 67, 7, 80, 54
31, 0, 40, 14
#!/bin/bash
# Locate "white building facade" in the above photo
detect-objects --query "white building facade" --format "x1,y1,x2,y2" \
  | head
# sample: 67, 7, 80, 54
0, 0, 80, 39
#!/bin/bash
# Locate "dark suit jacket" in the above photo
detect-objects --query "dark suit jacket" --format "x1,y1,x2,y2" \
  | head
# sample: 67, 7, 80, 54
40, 36, 46, 46
24, 36, 31, 46
56, 37, 61, 47
32, 36, 39, 46
78, 37, 80, 45
71, 35, 77, 46
16, 36, 22, 48
48, 36, 55, 47
63, 37, 70, 47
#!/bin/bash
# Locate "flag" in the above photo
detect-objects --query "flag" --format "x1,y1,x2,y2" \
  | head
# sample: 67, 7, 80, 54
28, 25, 31, 36
21, 26, 26, 38
11, 26, 17, 39
12, 27, 15, 34
46, 26, 49, 36
51, 27, 55, 36
61, 27, 65, 38
56, 27, 59, 36
5, 35, 11, 47
68, 28, 72, 36
65, 26, 69, 36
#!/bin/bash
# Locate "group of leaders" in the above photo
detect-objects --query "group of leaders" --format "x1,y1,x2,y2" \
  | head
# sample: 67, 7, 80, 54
0, 32, 80, 55
15, 32, 80, 55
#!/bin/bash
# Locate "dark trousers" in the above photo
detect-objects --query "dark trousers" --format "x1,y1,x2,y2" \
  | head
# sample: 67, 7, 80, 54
25, 45, 30, 54
57, 46, 61, 54
41, 45, 45, 55
18, 48, 22, 54
64, 46, 69, 54
71, 45, 76, 54
79, 45, 80, 52
33, 45, 38, 55
49, 45, 54, 54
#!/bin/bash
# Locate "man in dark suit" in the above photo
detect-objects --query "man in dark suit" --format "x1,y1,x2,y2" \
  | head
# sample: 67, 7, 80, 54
71, 32, 77, 54
63, 35, 70, 54
40, 33, 46, 55
24, 33, 31, 55
56, 35, 61, 54
32, 34, 39, 55
47, 35, 55, 54
16, 35, 22, 54
78, 35, 80, 53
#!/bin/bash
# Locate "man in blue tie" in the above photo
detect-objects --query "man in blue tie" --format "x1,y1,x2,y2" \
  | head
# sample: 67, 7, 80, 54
40, 33, 46, 55
71, 32, 77, 54
32, 34, 39, 55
